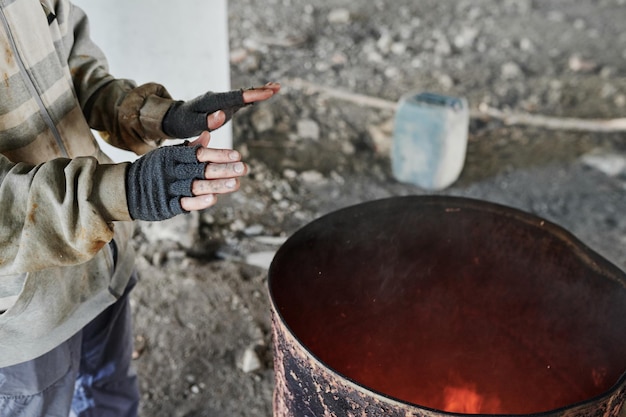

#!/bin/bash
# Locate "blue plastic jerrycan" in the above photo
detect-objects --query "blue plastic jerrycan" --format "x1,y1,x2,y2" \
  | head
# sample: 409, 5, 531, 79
391, 92, 469, 190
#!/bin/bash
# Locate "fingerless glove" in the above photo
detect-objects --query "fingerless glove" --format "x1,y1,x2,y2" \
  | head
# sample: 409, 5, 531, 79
126, 145, 205, 221
162, 90, 246, 138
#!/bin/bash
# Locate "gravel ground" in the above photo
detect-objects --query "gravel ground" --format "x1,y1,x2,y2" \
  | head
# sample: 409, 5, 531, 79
130, 1, 626, 416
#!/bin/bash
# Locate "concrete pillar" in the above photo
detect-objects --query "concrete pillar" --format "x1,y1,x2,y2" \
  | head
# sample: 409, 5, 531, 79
71, 0, 232, 161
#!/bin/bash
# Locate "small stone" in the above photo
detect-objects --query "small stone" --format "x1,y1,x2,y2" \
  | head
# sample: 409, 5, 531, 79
330, 171, 345, 185
240, 54, 261, 73
328, 8, 350, 24
437, 73, 454, 90
229, 48, 248, 64
238, 143, 250, 159
239, 347, 263, 373
271, 190, 283, 201
519, 38, 534, 52
151, 251, 165, 267
167, 250, 187, 261
251, 107, 275, 133
568, 54, 596, 72
201, 212, 215, 225
242, 37, 266, 53
581, 149, 626, 177
501, 62, 523, 80
341, 141, 356, 155
391, 42, 407, 55
283, 169, 298, 180
300, 170, 325, 184
384, 67, 400, 78
600, 66, 615, 79
367, 50, 384, 63
253, 235, 288, 246
453, 27, 478, 49
297, 119, 320, 141
230, 219, 246, 232
243, 224, 264, 236
410, 58, 423, 68
573, 18, 586, 30
315, 61, 330, 72
433, 33, 452, 56
330, 52, 348, 66
244, 251, 276, 270
368, 118, 394, 155
377, 32, 392, 54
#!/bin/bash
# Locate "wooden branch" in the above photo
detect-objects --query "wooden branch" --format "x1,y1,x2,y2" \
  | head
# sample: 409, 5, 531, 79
473, 104, 626, 133
286, 78, 397, 111
286, 78, 626, 133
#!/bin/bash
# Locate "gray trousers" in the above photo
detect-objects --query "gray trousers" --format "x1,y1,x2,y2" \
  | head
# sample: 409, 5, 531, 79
0, 273, 139, 417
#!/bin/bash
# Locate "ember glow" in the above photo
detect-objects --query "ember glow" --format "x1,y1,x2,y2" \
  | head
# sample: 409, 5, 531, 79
443, 385, 502, 414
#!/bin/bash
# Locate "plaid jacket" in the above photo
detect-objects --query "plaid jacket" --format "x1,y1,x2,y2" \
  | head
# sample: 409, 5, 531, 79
0, 0, 176, 366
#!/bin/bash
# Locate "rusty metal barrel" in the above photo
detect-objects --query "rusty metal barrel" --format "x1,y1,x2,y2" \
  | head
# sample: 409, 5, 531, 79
268, 196, 626, 417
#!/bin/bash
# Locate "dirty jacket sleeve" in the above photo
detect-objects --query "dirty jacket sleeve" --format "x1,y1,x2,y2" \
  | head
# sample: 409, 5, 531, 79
67, 3, 175, 155
0, 155, 129, 275
0, 0, 167, 365
0, 1, 163, 276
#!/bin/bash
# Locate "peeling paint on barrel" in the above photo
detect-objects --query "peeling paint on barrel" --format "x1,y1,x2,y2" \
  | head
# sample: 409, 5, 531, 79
271, 302, 626, 417
272, 308, 431, 417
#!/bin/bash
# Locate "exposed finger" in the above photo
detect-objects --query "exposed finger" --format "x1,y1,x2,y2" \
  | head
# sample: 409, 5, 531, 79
204, 162, 248, 179
180, 194, 217, 212
242, 82, 281, 104
196, 147, 242, 164
191, 178, 240, 195
264, 82, 281, 93
242, 89, 273, 104
207, 110, 226, 131
188, 130, 212, 148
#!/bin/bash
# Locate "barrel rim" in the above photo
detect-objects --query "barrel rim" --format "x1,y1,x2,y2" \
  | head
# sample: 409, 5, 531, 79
268, 195, 626, 416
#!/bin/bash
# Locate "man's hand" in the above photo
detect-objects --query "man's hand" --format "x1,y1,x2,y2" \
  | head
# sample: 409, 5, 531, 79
125, 131, 248, 221
162, 82, 281, 138
180, 131, 247, 212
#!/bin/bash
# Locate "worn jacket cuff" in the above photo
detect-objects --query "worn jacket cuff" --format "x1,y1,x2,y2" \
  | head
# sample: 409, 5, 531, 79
90, 163, 133, 222
141, 95, 176, 139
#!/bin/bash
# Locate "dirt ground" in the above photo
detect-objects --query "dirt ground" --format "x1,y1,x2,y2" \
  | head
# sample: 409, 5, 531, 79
130, 1, 626, 416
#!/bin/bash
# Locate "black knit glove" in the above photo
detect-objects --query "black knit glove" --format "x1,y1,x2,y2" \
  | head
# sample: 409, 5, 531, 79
162, 90, 246, 138
126, 145, 205, 221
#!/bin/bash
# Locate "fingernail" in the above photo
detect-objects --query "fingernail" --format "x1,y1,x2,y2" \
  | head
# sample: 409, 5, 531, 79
229, 151, 240, 161
225, 179, 237, 188
233, 162, 245, 174
205, 194, 216, 204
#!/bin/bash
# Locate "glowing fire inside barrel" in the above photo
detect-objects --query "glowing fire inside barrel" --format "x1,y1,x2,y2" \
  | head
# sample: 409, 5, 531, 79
269, 196, 626, 417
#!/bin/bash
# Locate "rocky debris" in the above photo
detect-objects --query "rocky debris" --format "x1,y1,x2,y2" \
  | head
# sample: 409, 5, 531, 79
238, 344, 264, 373
134, 1, 626, 416
581, 148, 626, 178
138, 213, 199, 249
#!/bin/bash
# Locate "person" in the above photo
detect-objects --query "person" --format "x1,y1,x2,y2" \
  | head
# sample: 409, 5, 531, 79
0, 1, 280, 416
